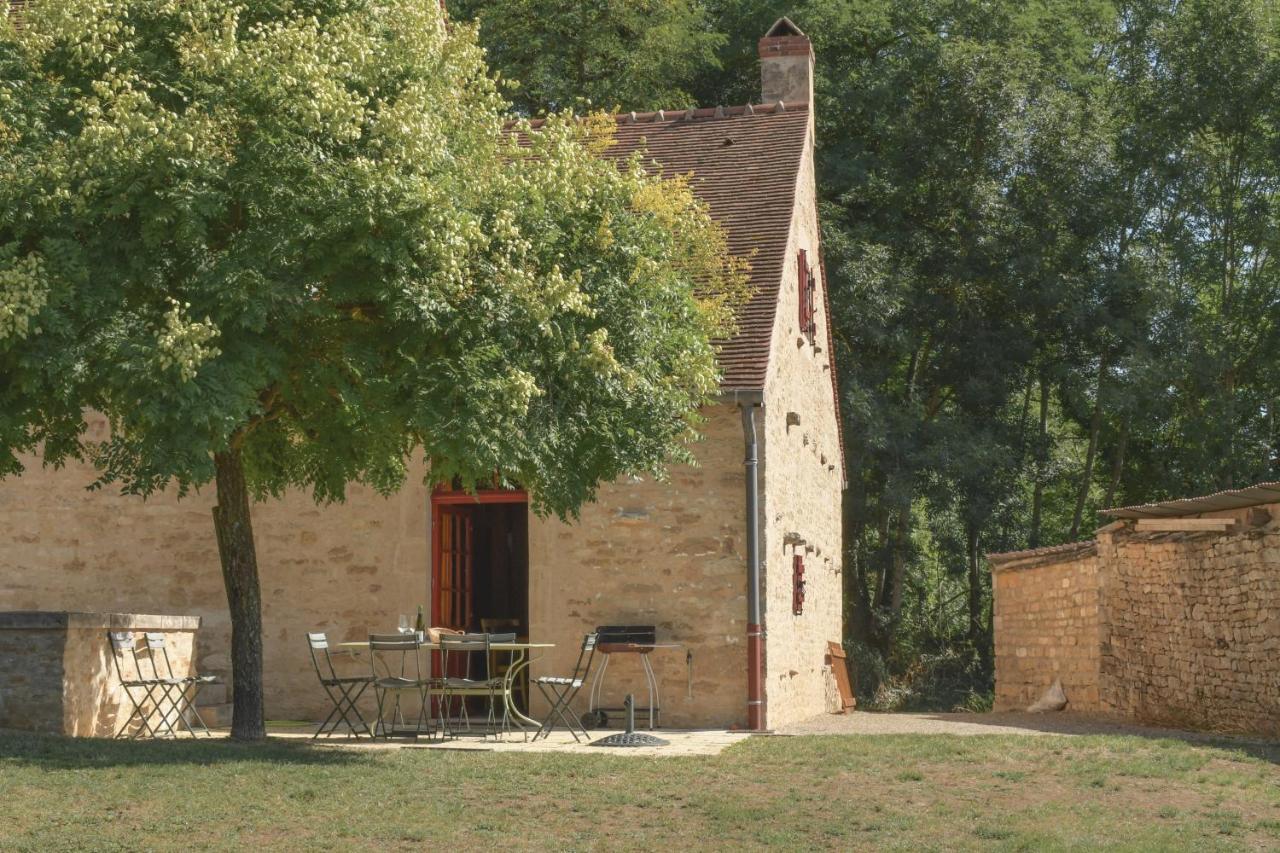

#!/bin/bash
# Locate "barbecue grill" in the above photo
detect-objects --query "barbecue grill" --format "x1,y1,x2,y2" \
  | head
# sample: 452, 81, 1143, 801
583, 625, 687, 730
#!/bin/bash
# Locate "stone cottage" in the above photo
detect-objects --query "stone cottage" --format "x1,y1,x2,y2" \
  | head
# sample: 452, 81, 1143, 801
989, 482, 1280, 737
0, 20, 844, 731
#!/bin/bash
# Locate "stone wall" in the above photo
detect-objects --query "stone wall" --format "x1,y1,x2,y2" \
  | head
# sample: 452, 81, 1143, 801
0, 412, 429, 721
0, 611, 198, 737
1098, 510, 1280, 737
991, 544, 1102, 712
527, 405, 747, 729
991, 504, 1280, 737
759, 117, 845, 728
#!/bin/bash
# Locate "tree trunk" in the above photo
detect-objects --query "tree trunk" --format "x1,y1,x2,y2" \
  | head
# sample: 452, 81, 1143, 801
1069, 354, 1108, 541
1104, 415, 1130, 509
890, 505, 909, 620
965, 520, 983, 645
1016, 370, 1034, 462
885, 502, 916, 622
1029, 369, 1049, 548
212, 448, 266, 741
871, 501, 909, 654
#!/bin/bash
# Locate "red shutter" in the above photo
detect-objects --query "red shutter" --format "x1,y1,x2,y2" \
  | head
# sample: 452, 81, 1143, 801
792, 554, 806, 615
797, 249, 809, 333
806, 266, 817, 340
798, 249, 817, 342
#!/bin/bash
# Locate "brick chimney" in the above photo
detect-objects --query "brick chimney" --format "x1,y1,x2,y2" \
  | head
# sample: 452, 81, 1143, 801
758, 17, 813, 106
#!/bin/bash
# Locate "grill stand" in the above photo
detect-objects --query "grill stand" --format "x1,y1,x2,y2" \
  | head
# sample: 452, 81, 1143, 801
585, 644, 663, 730
590, 695, 669, 748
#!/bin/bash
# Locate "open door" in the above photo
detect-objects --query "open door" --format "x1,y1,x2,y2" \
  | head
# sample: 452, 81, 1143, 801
432, 504, 475, 631
430, 488, 531, 710
430, 488, 529, 632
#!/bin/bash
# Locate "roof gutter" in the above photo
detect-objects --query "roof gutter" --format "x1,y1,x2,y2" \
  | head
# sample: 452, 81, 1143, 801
722, 388, 766, 731
717, 389, 765, 407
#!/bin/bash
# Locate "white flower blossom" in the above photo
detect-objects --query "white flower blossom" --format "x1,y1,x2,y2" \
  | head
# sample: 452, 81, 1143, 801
156, 298, 221, 381
0, 253, 49, 341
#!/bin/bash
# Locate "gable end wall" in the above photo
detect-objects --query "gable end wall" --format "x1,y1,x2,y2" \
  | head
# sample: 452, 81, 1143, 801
759, 119, 844, 728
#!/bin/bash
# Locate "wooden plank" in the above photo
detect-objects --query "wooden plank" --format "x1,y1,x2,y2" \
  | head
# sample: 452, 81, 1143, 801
1134, 518, 1235, 532
1094, 520, 1129, 534
825, 641, 856, 712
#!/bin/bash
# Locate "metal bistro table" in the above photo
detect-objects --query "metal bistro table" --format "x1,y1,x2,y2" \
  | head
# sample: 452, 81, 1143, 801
338, 639, 553, 730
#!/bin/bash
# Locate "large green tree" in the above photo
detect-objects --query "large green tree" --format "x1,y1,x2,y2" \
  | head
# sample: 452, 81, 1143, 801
450, 0, 724, 113
0, 0, 744, 739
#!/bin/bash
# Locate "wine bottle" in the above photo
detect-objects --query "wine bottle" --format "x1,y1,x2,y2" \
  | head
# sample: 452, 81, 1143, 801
415, 604, 426, 636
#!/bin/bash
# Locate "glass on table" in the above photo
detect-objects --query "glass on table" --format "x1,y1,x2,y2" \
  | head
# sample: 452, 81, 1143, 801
398, 614, 411, 634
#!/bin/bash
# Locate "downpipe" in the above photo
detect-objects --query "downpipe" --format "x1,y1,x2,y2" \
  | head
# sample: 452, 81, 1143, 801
732, 391, 766, 731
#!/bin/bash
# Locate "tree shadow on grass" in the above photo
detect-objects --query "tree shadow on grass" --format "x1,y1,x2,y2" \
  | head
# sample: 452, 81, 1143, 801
0, 730, 374, 770
918, 712, 1280, 765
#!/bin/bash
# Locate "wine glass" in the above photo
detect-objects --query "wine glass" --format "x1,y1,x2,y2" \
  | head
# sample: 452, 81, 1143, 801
398, 614, 410, 634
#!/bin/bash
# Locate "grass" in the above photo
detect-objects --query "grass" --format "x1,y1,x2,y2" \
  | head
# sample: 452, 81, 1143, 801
0, 731, 1277, 851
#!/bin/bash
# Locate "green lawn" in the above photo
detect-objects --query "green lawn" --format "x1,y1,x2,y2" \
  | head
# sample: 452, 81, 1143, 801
1, 731, 1278, 851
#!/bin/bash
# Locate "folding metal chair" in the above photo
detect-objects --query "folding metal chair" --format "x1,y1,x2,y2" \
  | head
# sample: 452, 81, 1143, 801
368, 633, 434, 738
531, 633, 598, 742
109, 631, 168, 739
143, 632, 218, 737
480, 618, 528, 712
307, 632, 374, 739
439, 633, 517, 740
109, 631, 211, 738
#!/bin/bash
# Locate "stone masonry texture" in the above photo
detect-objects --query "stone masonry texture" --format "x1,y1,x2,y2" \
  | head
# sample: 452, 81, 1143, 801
0, 412, 429, 722
0, 611, 198, 736
759, 115, 844, 729
527, 406, 748, 729
992, 545, 1102, 713
992, 505, 1280, 737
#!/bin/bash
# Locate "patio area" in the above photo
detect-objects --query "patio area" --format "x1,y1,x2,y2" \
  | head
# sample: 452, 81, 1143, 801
215, 722, 751, 756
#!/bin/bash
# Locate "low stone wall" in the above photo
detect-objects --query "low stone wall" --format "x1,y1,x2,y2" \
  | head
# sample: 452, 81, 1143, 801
0, 611, 199, 737
991, 544, 1102, 712
1099, 521, 1280, 737
991, 506, 1280, 737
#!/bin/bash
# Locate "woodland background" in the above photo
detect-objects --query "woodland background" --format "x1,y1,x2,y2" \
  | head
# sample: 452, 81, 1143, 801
452, 0, 1280, 709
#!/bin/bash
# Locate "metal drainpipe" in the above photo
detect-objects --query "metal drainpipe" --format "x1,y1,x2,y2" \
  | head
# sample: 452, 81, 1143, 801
733, 391, 765, 731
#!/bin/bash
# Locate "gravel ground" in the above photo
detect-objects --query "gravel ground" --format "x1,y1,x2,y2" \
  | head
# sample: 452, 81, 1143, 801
778, 710, 1276, 745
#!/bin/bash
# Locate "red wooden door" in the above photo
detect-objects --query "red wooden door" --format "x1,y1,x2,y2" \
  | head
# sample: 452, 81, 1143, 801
433, 505, 475, 631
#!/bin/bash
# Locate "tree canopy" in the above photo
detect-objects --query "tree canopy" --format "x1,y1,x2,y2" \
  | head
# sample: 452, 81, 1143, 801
0, 0, 744, 737
449, 0, 725, 114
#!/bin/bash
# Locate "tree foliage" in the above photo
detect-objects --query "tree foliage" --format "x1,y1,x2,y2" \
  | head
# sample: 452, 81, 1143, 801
449, 0, 725, 114
0, 0, 744, 736
0, 0, 743, 514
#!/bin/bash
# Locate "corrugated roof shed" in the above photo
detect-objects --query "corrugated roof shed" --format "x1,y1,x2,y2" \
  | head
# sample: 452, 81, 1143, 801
1101, 481, 1280, 519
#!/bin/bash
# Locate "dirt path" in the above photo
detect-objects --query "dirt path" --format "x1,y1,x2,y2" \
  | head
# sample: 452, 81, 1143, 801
780, 710, 1277, 745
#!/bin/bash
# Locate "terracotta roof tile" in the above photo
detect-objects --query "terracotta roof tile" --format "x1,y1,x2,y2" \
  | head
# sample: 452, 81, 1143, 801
527, 103, 811, 390
986, 539, 1097, 568
602, 104, 809, 390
